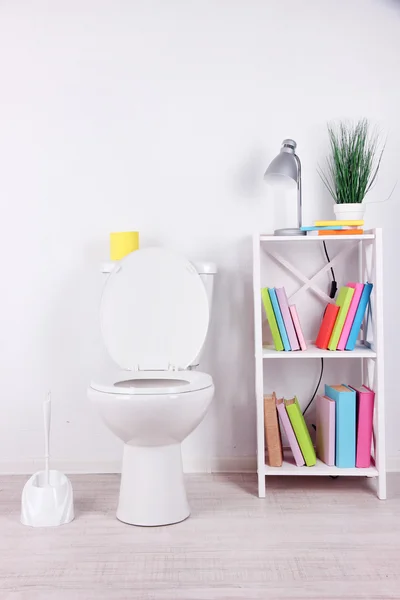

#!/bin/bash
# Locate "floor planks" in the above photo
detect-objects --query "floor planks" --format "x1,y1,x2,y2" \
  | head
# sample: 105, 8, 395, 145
0, 474, 400, 599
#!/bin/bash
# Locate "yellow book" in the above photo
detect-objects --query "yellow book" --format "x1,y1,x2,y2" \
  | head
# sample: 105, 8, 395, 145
327, 286, 355, 350
314, 220, 364, 227
285, 397, 316, 466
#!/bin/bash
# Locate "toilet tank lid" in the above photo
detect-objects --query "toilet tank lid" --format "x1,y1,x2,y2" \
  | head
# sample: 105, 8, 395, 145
193, 261, 217, 274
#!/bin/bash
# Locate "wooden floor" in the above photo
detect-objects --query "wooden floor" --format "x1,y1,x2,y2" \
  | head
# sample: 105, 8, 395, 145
1, 474, 400, 599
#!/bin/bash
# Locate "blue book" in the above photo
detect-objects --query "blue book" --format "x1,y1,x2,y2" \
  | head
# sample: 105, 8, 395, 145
325, 384, 356, 467
268, 288, 291, 351
300, 226, 349, 231
345, 283, 373, 350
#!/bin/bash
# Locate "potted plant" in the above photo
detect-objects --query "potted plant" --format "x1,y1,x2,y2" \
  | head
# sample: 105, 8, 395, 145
319, 119, 384, 220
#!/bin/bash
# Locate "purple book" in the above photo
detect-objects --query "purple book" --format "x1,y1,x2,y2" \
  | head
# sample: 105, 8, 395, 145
276, 397, 305, 467
275, 288, 300, 351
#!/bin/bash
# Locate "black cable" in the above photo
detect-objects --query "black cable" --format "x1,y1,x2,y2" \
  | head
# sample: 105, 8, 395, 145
301, 245, 335, 418
323, 241, 337, 299
303, 358, 324, 416
323, 241, 335, 281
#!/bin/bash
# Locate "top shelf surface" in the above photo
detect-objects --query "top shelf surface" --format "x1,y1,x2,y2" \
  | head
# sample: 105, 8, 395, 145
259, 231, 375, 242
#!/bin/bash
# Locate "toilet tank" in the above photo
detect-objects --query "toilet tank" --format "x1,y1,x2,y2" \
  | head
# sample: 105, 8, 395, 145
190, 261, 217, 368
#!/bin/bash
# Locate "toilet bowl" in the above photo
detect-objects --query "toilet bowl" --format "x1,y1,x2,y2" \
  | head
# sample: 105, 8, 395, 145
88, 247, 216, 526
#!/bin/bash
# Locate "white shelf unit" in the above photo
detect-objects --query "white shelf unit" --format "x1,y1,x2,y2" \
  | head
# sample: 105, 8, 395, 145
252, 229, 386, 499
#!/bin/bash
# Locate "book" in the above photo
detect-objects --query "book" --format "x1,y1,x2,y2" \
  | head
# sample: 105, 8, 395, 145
316, 395, 335, 466
325, 384, 356, 467
317, 229, 363, 236
300, 226, 356, 231
264, 393, 283, 467
306, 229, 363, 236
314, 220, 364, 227
261, 288, 284, 351
275, 288, 300, 351
268, 288, 291, 351
289, 305, 307, 350
315, 304, 340, 349
351, 385, 375, 468
276, 397, 305, 467
345, 283, 373, 351
328, 286, 355, 351
285, 397, 316, 466
337, 283, 364, 350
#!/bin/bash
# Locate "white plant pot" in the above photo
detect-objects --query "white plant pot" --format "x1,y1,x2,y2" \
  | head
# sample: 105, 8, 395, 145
334, 203, 365, 221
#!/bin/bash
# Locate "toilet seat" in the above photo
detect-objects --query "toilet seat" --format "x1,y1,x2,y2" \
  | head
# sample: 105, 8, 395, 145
90, 369, 213, 395
100, 247, 209, 372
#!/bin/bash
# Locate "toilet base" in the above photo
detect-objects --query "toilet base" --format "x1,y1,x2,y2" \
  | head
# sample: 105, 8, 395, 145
116, 443, 190, 526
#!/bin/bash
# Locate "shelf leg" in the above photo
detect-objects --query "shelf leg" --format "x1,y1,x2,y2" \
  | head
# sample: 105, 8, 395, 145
374, 228, 386, 500
253, 234, 266, 499
377, 473, 387, 500
258, 471, 266, 498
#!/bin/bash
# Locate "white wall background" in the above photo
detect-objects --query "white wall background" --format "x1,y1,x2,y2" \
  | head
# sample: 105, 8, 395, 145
0, 0, 399, 473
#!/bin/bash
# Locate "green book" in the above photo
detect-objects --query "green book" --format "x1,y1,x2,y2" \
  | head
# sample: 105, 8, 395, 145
261, 288, 284, 351
285, 397, 316, 466
327, 286, 355, 351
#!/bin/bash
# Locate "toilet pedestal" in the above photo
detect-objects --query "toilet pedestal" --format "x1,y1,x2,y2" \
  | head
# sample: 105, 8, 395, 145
117, 443, 190, 526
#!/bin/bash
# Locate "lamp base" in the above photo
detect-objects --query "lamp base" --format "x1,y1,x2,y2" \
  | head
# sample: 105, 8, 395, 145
274, 228, 306, 236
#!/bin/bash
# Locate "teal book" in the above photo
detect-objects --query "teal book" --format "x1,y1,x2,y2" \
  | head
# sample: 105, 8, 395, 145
300, 226, 349, 231
268, 288, 291, 351
325, 384, 356, 467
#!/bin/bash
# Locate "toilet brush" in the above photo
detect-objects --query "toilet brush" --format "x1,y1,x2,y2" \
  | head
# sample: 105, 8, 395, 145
21, 393, 74, 527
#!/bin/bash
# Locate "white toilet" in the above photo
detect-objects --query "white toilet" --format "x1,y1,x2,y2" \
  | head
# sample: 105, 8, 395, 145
88, 247, 216, 526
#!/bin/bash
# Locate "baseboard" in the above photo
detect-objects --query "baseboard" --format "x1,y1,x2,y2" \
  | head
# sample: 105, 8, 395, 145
387, 456, 400, 473
183, 456, 257, 474
0, 459, 123, 475
0, 456, 257, 475
1, 455, 399, 475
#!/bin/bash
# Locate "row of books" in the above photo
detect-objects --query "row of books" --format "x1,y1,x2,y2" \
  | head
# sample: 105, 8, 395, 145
262, 281, 372, 352
264, 384, 375, 468
264, 393, 315, 467
300, 219, 364, 236
316, 282, 372, 351
261, 287, 306, 351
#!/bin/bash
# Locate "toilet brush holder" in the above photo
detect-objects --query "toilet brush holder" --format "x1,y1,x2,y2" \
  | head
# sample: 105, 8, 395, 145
21, 470, 74, 527
21, 394, 74, 527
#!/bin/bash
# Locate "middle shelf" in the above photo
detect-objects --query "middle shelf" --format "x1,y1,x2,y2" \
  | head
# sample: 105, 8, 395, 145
262, 343, 376, 359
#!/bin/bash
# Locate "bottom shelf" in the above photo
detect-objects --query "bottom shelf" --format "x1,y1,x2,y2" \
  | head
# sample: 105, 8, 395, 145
264, 453, 378, 477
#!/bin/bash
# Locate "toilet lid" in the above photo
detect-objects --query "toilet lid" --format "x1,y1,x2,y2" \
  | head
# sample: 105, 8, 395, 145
100, 247, 210, 371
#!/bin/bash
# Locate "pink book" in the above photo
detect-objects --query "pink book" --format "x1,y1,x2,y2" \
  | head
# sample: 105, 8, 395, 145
337, 283, 364, 350
289, 305, 307, 350
276, 397, 305, 466
275, 288, 300, 351
316, 395, 335, 466
351, 385, 375, 468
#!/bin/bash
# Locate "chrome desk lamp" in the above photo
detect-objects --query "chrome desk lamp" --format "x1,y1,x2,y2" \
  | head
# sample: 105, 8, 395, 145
264, 139, 306, 236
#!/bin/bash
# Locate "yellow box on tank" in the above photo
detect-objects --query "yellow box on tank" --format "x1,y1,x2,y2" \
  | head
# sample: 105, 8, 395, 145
110, 231, 139, 260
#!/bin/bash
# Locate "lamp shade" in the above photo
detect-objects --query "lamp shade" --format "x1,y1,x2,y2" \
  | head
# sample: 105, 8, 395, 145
264, 139, 298, 183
